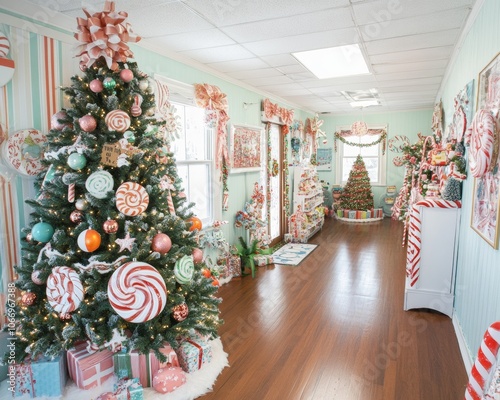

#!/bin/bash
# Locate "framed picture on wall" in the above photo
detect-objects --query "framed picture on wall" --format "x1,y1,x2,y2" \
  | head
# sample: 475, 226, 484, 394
229, 124, 264, 173
470, 52, 500, 249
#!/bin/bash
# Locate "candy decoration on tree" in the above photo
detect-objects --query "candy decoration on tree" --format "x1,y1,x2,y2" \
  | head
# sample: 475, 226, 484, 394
31, 270, 45, 285
103, 218, 119, 234
26, 232, 33, 242
174, 255, 194, 284
187, 216, 202, 232
120, 67, 133, 83
115, 232, 135, 253
89, 78, 103, 93
159, 175, 176, 215
22, 292, 36, 306
151, 233, 172, 255
152, 366, 186, 394
78, 228, 101, 252
46, 266, 84, 313
86, 170, 114, 199
138, 79, 149, 91
172, 303, 189, 322
103, 77, 116, 91
50, 110, 71, 131
68, 183, 76, 203
41, 164, 56, 188
79, 114, 97, 132
130, 93, 143, 117
31, 221, 54, 243
67, 152, 87, 170
70, 210, 84, 224
192, 248, 203, 264
469, 109, 497, 177
74, 255, 128, 274
105, 109, 131, 132
108, 261, 167, 323
116, 182, 149, 216
59, 313, 72, 320
75, 198, 88, 211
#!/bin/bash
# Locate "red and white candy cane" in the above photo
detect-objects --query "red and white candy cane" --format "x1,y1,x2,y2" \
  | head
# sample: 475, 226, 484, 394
68, 183, 75, 203
465, 321, 500, 400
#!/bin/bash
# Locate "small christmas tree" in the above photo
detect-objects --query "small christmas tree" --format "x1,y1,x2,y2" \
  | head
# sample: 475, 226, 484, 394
339, 154, 374, 210
10, 3, 221, 363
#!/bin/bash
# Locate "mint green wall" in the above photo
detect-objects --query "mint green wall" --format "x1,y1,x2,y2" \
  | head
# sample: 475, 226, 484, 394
439, 0, 500, 360
318, 109, 433, 207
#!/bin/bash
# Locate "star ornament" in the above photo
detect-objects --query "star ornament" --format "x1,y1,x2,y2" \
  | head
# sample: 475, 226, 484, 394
115, 232, 135, 252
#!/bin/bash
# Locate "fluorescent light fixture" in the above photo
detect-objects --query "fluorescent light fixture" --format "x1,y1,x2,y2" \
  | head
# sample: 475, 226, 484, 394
292, 44, 370, 79
350, 100, 380, 108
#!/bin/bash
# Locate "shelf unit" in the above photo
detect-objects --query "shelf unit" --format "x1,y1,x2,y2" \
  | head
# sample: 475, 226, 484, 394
290, 166, 325, 242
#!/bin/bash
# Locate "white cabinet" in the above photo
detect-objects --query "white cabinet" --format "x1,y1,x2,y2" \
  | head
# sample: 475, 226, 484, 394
404, 203, 461, 318
290, 166, 324, 242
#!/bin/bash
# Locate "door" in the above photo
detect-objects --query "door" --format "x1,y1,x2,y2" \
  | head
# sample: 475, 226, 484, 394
267, 123, 283, 246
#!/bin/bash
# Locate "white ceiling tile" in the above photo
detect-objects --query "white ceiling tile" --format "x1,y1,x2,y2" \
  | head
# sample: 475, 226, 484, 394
376, 76, 442, 88
353, 0, 474, 25
181, 45, 255, 63
144, 29, 235, 51
184, 0, 350, 26
370, 47, 453, 64
359, 8, 469, 42
220, 8, 353, 43
258, 83, 308, 91
226, 68, 284, 80
365, 29, 460, 55
300, 74, 377, 89
376, 70, 444, 81
206, 58, 271, 73
243, 28, 359, 57
372, 59, 449, 74
260, 54, 299, 67
242, 75, 295, 87
276, 64, 309, 74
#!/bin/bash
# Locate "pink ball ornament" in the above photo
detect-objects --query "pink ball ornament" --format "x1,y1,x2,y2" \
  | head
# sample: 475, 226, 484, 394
151, 233, 172, 255
96, 392, 117, 400
120, 68, 134, 83
79, 115, 97, 132
31, 270, 45, 285
172, 303, 189, 322
22, 292, 36, 306
192, 248, 203, 264
152, 366, 186, 394
51, 110, 70, 131
89, 79, 103, 93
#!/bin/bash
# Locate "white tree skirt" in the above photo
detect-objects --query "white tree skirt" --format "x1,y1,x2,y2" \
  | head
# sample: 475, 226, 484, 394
2, 338, 228, 400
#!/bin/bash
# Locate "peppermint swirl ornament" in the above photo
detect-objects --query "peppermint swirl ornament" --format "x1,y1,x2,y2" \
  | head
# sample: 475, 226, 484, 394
115, 182, 149, 216
46, 266, 84, 314
105, 110, 131, 133
85, 170, 114, 199
174, 255, 194, 284
108, 261, 167, 323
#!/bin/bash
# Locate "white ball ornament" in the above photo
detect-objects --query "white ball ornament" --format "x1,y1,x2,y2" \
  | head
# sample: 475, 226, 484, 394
138, 79, 149, 91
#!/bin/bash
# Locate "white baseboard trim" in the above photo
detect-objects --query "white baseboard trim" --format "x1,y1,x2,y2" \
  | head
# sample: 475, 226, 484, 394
453, 311, 473, 374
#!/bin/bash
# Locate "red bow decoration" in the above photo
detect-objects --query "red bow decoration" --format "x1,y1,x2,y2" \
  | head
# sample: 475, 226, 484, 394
75, 1, 141, 71
194, 83, 230, 170
263, 99, 294, 125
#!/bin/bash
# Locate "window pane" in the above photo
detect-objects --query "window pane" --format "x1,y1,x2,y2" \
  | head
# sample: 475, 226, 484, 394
185, 106, 208, 160
363, 157, 379, 182
342, 157, 356, 181
171, 105, 186, 160
188, 164, 211, 221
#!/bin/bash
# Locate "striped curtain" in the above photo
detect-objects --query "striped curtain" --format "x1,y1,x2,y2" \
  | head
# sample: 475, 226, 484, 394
0, 23, 76, 322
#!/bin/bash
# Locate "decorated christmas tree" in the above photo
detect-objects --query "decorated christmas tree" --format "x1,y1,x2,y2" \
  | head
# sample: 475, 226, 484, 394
10, 3, 221, 363
339, 154, 374, 210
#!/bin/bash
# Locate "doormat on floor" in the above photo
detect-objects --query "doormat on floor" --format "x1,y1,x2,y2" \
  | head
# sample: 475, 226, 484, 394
271, 243, 318, 266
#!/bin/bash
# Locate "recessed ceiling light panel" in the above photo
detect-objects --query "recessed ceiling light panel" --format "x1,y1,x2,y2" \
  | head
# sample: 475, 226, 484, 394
292, 44, 370, 79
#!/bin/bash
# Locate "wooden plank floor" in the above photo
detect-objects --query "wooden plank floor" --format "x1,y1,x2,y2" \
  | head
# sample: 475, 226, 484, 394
202, 218, 468, 400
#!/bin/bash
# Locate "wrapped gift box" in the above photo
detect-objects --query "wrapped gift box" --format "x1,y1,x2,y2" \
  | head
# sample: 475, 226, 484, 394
176, 335, 212, 373
114, 377, 143, 400
348, 210, 356, 219
254, 255, 274, 267
113, 344, 179, 388
14, 353, 67, 398
227, 255, 241, 277
216, 257, 231, 280
67, 344, 114, 390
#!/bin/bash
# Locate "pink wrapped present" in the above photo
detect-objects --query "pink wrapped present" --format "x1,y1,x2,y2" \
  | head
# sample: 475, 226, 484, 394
67, 344, 114, 390
113, 344, 179, 388
227, 255, 241, 277
254, 255, 274, 266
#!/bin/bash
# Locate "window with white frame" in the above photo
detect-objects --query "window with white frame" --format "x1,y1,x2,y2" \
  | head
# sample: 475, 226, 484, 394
158, 77, 220, 227
335, 127, 387, 186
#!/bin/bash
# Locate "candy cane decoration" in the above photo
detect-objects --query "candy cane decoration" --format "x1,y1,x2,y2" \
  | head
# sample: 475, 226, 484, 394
159, 175, 176, 215
405, 199, 461, 286
465, 321, 500, 400
68, 183, 75, 203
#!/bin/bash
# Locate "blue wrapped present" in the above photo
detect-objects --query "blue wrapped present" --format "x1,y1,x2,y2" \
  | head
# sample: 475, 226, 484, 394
176, 334, 212, 373
114, 377, 143, 400
14, 353, 67, 398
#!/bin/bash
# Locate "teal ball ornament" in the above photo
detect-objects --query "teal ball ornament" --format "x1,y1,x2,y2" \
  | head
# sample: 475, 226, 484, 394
67, 153, 87, 170
31, 222, 54, 243
103, 77, 116, 91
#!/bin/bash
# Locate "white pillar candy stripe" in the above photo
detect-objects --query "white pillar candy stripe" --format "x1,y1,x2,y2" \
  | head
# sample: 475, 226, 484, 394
465, 321, 500, 400
405, 199, 461, 287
